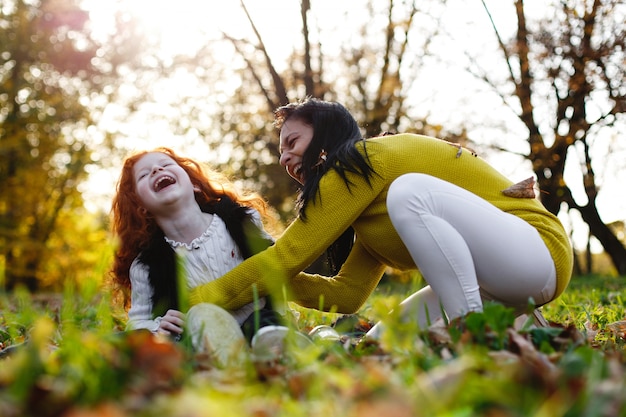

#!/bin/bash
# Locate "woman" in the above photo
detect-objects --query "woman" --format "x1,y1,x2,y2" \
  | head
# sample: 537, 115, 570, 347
188, 98, 573, 334
110, 147, 307, 366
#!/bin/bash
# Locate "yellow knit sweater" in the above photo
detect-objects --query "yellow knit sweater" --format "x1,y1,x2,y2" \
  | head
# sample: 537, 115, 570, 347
189, 134, 573, 313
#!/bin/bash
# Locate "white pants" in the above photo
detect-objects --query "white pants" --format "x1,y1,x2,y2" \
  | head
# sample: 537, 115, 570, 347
368, 173, 556, 336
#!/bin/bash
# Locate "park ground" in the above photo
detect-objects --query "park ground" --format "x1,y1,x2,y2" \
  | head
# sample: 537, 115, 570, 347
1, 274, 625, 417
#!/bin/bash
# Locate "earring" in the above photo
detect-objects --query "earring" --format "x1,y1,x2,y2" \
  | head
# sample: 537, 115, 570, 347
313, 149, 327, 168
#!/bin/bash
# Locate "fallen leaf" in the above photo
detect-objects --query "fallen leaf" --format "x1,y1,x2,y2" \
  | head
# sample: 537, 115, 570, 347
353, 396, 414, 417
502, 177, 537, 198
606, 320, 626, 338
124, 330, 186, 395
584, 320, 599, 342
508, 329, 558, 379
62, 402, 126, 417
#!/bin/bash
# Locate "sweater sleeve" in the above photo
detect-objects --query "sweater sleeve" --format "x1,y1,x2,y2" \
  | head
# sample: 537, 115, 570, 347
289, 239, 387, 314
189, 166, 388, 311
126, 259, 160, 332
250, 209, 275, 243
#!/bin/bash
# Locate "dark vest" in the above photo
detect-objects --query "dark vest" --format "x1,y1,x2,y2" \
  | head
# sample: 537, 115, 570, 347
137, 196, 273, 318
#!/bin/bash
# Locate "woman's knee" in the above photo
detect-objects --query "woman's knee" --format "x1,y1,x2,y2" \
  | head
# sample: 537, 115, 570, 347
387, 173, 435, 220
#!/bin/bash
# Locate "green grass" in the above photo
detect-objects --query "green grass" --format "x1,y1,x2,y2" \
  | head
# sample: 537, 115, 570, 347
542, 275, 626, 349
1, 275, 625, 417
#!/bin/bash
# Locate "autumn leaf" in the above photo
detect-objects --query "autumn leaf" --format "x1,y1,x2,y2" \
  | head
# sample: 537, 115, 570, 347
123, 330, 186, 395
507, 329, 559, 382
502, 177, 537, 198
606, 320, 626, 339
62, 402, 126, 417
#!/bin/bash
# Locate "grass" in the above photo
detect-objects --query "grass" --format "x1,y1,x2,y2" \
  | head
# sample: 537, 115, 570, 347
1, 274, 625, 417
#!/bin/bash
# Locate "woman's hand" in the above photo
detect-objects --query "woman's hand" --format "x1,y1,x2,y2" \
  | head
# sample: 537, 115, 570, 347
156, 309, 185, 339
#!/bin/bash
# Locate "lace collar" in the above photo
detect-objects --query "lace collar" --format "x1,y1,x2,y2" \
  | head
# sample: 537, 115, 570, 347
163, 216, 218, 250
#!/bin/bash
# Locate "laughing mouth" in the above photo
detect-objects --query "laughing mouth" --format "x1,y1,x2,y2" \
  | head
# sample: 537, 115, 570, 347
154, 175, 176, 191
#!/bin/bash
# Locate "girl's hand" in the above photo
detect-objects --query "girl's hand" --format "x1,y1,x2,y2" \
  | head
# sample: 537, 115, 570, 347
156, 309, 185, 338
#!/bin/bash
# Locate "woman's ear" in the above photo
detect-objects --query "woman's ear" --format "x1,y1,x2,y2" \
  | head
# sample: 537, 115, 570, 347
193, 184, 201, 193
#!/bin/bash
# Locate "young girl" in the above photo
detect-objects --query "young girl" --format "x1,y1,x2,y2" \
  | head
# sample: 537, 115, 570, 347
110, 147, 305, 366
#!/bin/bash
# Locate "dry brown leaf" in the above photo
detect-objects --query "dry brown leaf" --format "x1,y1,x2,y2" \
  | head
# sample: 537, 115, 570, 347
125, 330, 185, 395
427, 324, 452, 345
287, 370, 316, 399
62, 402, 126, 417
254, 358, 288, 380
606, 320, 626, 338
507, 329, 558, 377
353, 396, 414, 417
584, 320, 599, 342
502, 177, 537, 198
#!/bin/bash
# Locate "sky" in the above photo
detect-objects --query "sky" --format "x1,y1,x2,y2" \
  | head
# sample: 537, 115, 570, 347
81, 0, 625, 251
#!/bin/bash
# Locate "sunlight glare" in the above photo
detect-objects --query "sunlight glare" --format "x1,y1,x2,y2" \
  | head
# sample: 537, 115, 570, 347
85, 0, 244, 55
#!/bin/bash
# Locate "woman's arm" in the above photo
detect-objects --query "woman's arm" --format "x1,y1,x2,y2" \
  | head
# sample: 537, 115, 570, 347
189, 164, 389, 310
289, 239, 387, 314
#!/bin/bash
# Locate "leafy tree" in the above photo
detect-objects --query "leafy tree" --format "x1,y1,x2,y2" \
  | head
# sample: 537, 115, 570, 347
153, 0, 453, 222
0, 0, 145, 290
92, 0, 625, 278
40, 209, 114, 289
480, 0, 626, 273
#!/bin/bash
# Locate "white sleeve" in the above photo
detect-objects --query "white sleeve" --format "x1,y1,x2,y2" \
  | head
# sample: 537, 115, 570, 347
126, 258, 160, 332
250, 209, 275, 243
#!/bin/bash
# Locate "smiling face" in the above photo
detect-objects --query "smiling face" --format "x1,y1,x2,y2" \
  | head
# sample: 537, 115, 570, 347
133, 152, 196, 215
279, 118, 314, 184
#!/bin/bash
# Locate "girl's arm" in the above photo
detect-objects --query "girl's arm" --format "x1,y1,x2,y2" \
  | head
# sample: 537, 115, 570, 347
126, 259, 161, 332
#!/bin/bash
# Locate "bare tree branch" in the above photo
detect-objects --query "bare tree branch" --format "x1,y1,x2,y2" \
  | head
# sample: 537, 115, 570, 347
239, 0, 288, 107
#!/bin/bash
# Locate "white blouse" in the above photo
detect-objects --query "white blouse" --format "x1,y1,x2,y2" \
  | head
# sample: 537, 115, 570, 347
126, 211, 270, 332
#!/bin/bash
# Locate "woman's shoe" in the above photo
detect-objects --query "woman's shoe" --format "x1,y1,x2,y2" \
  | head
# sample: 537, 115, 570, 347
308, 325, 341, 342
250, 325, 312, 362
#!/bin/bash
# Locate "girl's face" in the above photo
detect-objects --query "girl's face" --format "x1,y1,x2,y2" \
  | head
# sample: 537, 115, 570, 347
133, 152, 195, 215
279, 118, 314, 184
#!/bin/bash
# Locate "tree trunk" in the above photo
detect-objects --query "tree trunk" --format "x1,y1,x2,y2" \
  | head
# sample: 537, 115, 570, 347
579, 203, 626, 275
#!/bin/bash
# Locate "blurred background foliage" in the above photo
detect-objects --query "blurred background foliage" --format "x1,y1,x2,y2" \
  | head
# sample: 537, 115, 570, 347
0, 0, 624, 292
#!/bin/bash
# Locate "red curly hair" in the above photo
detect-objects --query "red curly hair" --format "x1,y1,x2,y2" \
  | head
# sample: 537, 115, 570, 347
110, 147, 269, 309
